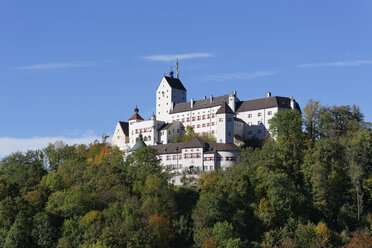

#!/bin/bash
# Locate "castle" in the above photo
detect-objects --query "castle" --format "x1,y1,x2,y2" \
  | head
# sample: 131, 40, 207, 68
112, 68, 300, 183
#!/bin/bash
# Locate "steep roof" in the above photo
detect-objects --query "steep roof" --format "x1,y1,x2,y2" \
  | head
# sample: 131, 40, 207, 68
163, 76, 186, 91
128, 112, 144, 121
149, 138, 240, 155
159, 123, 172, 131
216, 102, 234, 115
235, 96, 301, 112
182, 137, 206, 148
234, 117, 244, 123
170, 94, 231, 114
130, 134, 147, 152
118, 121, 129, 136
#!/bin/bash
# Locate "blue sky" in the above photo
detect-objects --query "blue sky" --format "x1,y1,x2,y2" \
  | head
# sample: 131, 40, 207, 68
1, 1, 371, 157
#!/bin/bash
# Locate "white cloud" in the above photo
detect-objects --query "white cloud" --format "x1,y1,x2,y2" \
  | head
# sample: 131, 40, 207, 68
298, 60, 372, 68
15, 62, 96, 70
0, 135, 101, 158
143, 52, 213, 61
203, 71, 275, 81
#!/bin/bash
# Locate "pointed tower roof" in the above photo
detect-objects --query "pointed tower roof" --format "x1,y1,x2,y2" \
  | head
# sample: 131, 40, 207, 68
216, 102, 235, 115
162, 76, 186, 91
130, 134, 147, 152
129, 106, 144, 121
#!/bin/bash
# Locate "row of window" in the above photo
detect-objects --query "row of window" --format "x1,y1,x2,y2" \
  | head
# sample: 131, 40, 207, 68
191, 123, 216, 129
135, 127, 152, 134
247, 121, 262, 126
184, 153, 201, 159
248, 129, 263, 135
247, 111, 272, 118
160, 155, 236, 162
174, 114, 216, 122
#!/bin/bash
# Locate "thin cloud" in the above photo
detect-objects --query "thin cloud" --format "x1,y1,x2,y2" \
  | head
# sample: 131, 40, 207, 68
0, 135, 101, 158
15, 62, 96, 70
143, 52, 213, 61
203, 71, 275, 81
298, 60, 372, 68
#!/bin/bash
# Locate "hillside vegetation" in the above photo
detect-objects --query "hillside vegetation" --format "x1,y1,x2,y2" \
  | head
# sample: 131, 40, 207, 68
0, 100, 371, 248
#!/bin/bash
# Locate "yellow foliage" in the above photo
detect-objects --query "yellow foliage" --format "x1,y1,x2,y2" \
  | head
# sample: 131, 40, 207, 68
82, 210, 102, 225
23, 190, 42, 208
201, 172, 221, 193
149, 214, 170, 227
202, 237, 217, 248
315, 221, 332, 245
87, 143, 111, 164
257, 198, 276, 225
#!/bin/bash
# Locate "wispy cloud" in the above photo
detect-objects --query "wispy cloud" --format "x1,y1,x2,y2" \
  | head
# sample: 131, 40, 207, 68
15, 62, 96, 70
0, 135, 101, 158
143, 52, 213, 61
298, 60, 372, 68
203, 71, 275, 81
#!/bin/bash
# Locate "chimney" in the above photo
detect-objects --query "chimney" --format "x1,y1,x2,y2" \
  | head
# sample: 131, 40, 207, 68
267, 92, 271, 97
290, 96, 295, 109
233, 91, 237, 96
204, 96, 207, 100
210, 95, 214, 103
191, 98, 194, 108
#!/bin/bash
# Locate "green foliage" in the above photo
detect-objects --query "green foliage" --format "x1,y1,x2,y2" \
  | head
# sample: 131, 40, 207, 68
0, 102, 371, 247
174, 125, 216, 143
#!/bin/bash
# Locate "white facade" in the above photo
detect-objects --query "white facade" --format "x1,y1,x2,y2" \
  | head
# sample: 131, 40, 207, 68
112, 72, 300, 177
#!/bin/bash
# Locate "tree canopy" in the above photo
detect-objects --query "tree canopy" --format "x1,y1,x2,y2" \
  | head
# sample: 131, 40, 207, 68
0, 101, 371, 247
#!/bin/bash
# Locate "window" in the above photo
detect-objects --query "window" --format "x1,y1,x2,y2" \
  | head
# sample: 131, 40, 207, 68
258, 112, 262, 117
204, 166, 208, 171
197, 124, 200, 128
192, 125, 195, 129
212, 113, 216, 118
248, 114, 252, 118
192, 117, 196, 121
212, 122, 215, 126
166, 155, 171, 160
202, 115, 205, 120
219, 118, 224, 122
227, 118, 232, 122
207, 123, 210, 127
187, 117, 190, 122
197, 116, 201, 121
248, 130, 252, 135
268, 111, 272, 115
202, 124, 206, 127
207, 114, 210, 119
258, 130, 262, 134
173, 155, 177, 160
182, 118, 185, 122
210, 166, 213, 170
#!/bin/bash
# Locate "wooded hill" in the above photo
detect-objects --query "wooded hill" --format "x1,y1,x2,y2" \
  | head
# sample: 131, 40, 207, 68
0, 100, 371, 248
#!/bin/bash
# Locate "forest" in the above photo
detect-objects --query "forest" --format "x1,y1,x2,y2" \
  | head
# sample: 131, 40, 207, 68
0, 100, 371, 248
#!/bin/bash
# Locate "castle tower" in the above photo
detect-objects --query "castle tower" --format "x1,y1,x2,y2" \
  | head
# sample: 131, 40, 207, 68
216, 102, 235, 144
156, 69, 186, 121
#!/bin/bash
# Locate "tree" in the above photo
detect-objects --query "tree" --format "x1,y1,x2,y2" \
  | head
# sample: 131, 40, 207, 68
0, 151, 46, 194
303, 99, 321, 141
32, 212, 59, 248
4, 213, 30, 248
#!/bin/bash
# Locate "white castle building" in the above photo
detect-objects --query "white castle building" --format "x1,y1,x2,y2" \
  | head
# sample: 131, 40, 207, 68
112, 69, 300, 180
